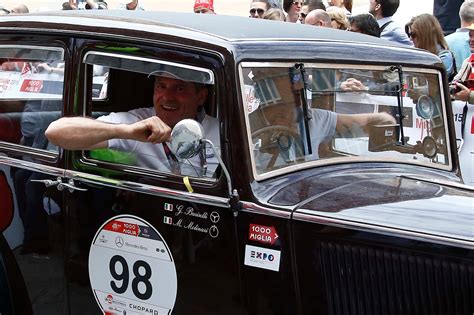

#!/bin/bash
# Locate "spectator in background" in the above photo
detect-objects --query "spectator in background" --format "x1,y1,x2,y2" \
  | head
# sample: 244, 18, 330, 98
249, 0, 269, 18
446, 1, 474, 71
299, 4, 310, 23
263, 8, 286, 21
283, 0, 303, 23
451, 23, 474, 103
194, 0, 215, 14
406, 14, 455, 80
118, 0, 144, 10
305, 9, 331, 27
307, 0, 325, 11
348, 13, 380, 37
327, 6, 349, 30
327, 0, 351, 15
369, 0, 412, 46
10, 4, 29, 13
62, 2, 77, 9
434, 0, 463, 36
84, 0, 107, 10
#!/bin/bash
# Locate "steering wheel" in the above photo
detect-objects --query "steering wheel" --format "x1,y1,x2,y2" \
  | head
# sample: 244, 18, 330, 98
251, 125, 303, 170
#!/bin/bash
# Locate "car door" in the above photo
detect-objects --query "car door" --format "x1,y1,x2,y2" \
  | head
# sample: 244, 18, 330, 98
60, 40, 243, 315
0, 38, 72, 313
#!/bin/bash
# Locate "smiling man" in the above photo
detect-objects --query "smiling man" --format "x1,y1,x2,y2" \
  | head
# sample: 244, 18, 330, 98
45, 74, 219, 175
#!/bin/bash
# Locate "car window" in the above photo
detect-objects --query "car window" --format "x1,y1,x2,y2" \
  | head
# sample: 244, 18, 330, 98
83, 52, 220, 179
242, 63, 451, 179
0, 45, 65, 157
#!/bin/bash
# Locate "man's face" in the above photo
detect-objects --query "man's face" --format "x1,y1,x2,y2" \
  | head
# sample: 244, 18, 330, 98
470, 30, 474, 53
368, 0, 378, 16
153, 76, 208, 128
249, 2, 267, 18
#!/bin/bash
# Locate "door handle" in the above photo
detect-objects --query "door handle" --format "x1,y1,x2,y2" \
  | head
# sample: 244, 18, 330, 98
58, 179, 88, 192
31, 177, 87, 192
30, 177, 62, 187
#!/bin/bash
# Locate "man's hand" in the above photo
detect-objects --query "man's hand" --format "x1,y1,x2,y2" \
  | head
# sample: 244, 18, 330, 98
368, 112, 397, 126
340, 78, 368, 91
126, 116, 171, 144
452, 82, 471, 102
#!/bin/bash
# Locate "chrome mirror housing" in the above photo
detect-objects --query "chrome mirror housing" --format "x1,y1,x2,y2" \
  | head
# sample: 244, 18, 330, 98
169, 119, 204, 160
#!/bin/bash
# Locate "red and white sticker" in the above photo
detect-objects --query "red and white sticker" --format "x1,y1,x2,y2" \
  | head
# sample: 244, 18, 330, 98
248, 224, 279, 245
89, 215, 177, 315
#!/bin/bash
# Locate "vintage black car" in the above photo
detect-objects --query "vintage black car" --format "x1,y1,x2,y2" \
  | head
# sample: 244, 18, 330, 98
0, 10, 472, 315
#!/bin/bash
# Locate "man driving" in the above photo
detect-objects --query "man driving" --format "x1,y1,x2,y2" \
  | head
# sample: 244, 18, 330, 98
45, 74, 219, 176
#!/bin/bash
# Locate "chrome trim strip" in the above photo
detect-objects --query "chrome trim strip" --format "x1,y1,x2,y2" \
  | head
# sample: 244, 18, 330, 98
399, 174, 474, 191
0, 142, 58, 161
293, 211, 474, 250
83, 51, 215, 84
64, 169, 230, 208
241, 201, 292, 219
0, 156, 64, 177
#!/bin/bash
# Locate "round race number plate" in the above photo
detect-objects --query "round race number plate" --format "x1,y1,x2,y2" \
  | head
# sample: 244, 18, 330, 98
89, 215, 177, 315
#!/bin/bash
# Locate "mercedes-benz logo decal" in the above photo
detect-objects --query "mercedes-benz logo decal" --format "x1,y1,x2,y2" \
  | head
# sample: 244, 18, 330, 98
115, 236, 124, 248
210, 211, 220, 223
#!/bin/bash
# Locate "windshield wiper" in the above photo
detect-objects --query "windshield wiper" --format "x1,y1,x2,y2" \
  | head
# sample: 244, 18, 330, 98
388, 65, 406, 145
290, 63, 313, 155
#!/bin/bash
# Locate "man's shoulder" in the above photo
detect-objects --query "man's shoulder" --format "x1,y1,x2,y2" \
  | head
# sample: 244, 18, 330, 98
446, 31, 468, 44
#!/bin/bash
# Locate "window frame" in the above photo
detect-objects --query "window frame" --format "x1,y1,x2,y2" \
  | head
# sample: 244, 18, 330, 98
78, 50, 222, 186
240, 62, 452, 181
0, 44, 67, 161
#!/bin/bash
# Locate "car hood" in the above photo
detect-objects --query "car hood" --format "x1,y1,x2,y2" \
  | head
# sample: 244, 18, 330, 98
252, 165, 474, 243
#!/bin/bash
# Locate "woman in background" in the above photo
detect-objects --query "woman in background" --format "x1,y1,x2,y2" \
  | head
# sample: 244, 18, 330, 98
327, 6, 349, 30
405, 14, 455, 79
263, 8, 286, 21
283, 0, 303, 23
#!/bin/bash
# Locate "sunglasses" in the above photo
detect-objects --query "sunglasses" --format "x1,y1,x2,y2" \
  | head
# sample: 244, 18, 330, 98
250, 8, 265, 15
300, 12, 307, 19
407, 31, 416, 39
292, 1, 303, 6
195, 9, 210, 13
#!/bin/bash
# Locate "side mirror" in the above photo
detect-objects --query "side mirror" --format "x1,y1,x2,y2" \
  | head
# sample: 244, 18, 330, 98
169, 119, 234, 195
169, 119, 204, 159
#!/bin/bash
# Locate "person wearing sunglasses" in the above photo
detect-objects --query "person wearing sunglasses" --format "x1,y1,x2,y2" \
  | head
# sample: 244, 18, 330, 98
249, 0, 269, 19
283, 0, 303, 23
406, 14, 455, 81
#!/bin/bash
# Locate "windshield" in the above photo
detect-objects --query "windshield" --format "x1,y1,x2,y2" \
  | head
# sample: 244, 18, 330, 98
241, 63, 451, 179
